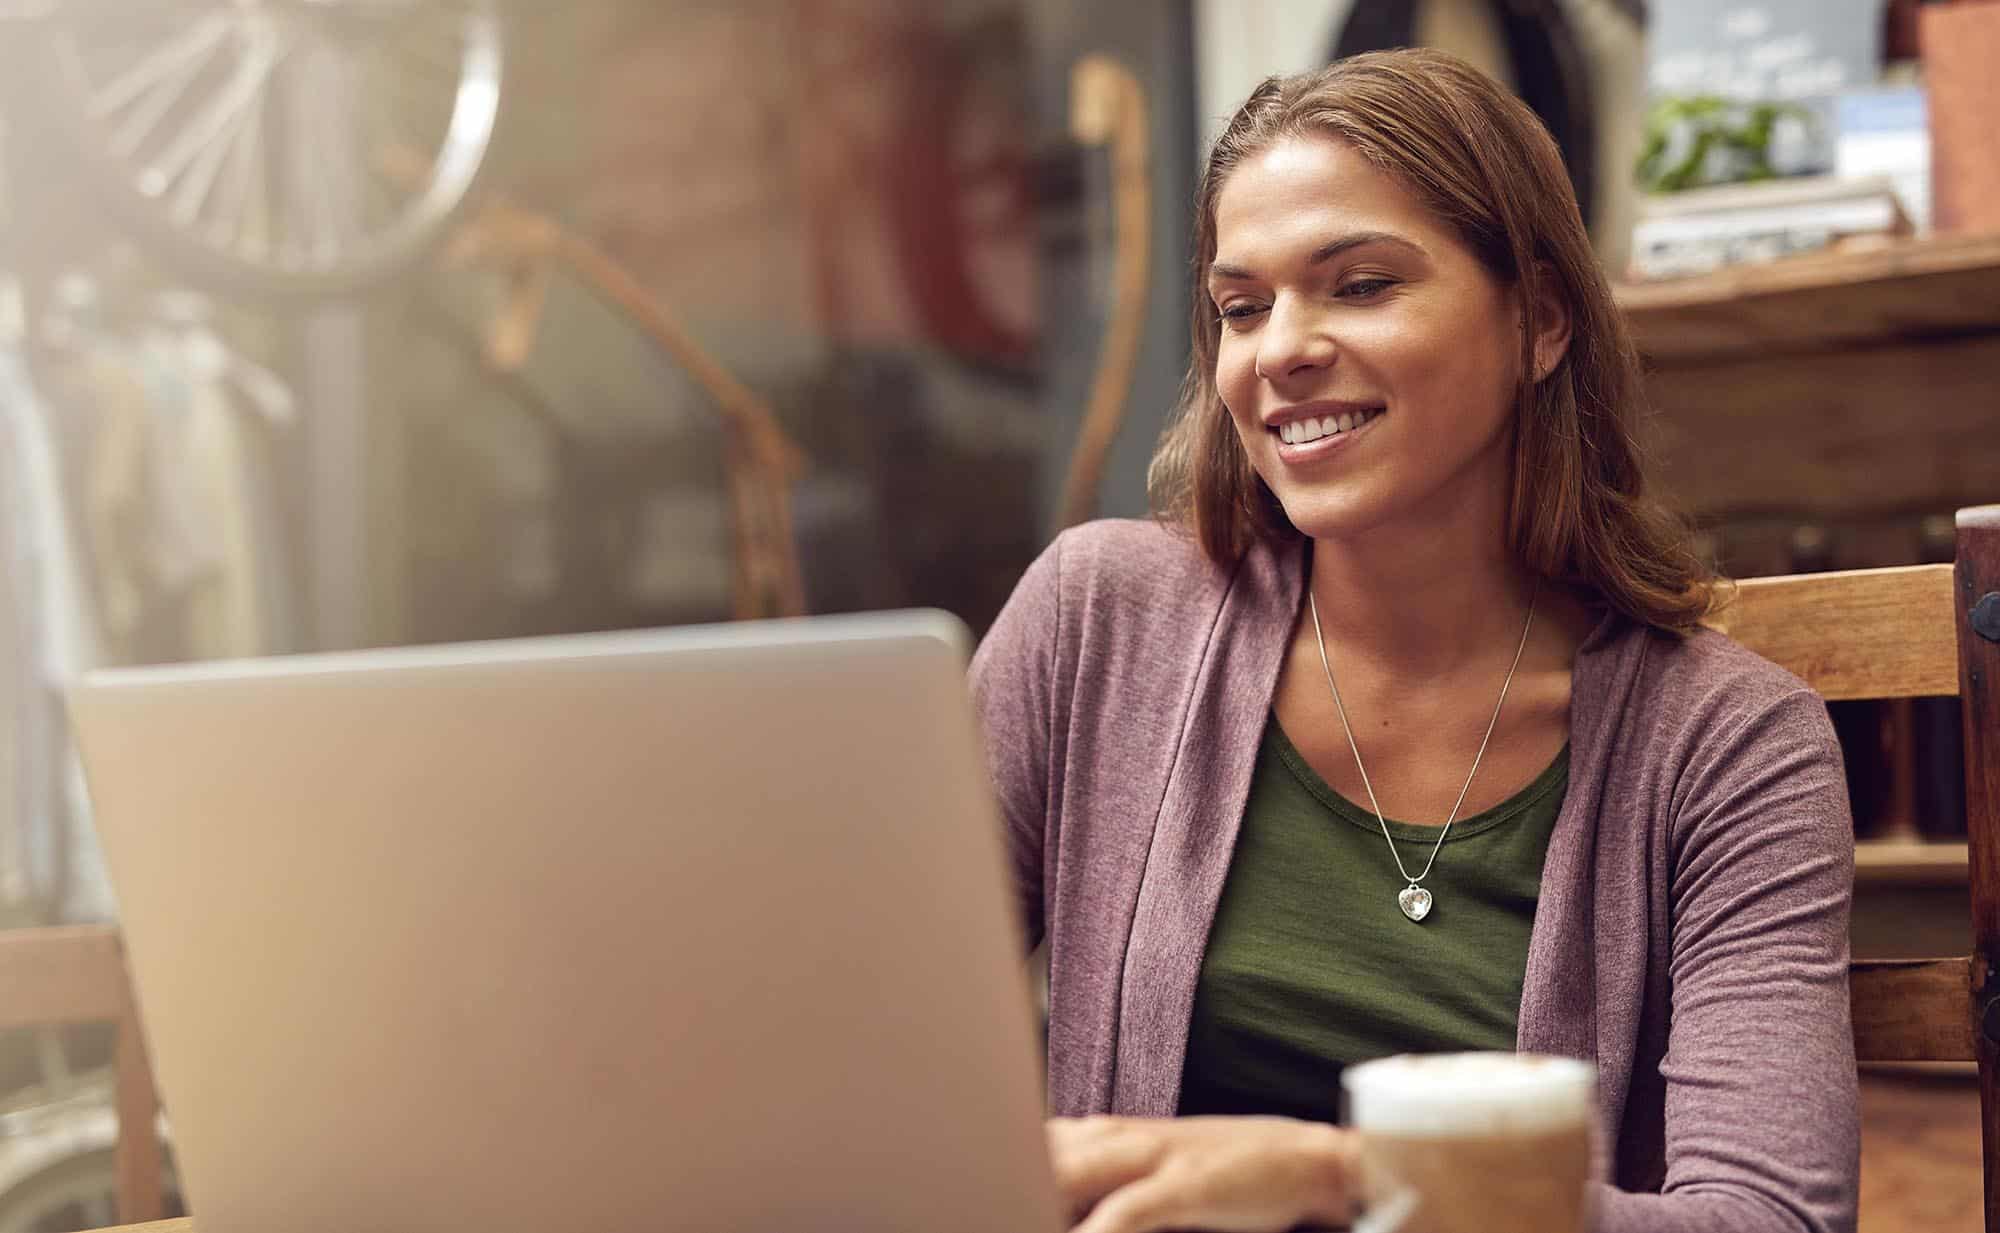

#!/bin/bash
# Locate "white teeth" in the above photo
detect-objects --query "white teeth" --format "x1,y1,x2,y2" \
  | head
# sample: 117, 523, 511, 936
1275, 409, 1382, 445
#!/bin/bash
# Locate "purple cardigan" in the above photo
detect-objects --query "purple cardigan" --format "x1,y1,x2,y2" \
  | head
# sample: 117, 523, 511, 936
970, 520, 1857, 1233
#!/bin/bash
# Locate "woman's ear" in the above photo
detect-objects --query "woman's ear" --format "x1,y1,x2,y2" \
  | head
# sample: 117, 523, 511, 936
1525, 262, 1573, 383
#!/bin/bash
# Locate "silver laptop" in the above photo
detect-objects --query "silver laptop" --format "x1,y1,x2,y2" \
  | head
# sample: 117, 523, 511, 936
69, 611, 1063, 1233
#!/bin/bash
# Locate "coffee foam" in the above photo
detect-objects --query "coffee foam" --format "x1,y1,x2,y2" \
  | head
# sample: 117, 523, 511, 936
1341, 1052, 1596, 1137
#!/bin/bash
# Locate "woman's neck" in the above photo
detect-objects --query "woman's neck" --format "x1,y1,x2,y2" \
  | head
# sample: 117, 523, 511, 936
1305, 518, 1537, 678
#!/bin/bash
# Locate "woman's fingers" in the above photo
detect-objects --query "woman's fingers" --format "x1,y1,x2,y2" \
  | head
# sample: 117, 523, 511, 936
1069, 1173, 1181, 1233
1046, 1117, 1163, 1216
1048, 1115, 1365, 1233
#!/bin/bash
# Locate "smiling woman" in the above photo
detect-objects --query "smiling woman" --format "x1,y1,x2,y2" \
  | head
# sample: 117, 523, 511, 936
973, 48, 1859, 1233
1205, 133, 1534, 545
1151, 50, 1704, 633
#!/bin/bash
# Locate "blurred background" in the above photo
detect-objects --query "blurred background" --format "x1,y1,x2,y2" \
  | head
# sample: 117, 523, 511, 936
0, 1, 1995, 1229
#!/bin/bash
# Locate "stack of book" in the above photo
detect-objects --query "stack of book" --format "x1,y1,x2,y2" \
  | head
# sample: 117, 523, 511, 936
1628, 173, 1912, 281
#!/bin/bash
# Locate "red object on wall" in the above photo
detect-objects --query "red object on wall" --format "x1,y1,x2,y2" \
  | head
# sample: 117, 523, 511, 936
792, 3, 1038, 370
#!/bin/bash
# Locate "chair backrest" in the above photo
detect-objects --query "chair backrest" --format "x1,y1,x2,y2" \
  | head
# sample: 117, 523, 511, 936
0, 924, 166, 1225
1701, 504, 1999, 1232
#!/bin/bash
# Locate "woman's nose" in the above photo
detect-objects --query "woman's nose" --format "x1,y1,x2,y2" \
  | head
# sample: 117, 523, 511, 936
1253, 297, 1336, 384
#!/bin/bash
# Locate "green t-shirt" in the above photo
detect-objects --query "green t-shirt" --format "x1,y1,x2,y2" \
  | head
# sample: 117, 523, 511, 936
1178, 715, 1569, 1124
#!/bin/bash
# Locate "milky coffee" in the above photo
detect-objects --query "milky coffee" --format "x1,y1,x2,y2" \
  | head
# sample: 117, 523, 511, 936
1341, 1052, 1596, 1233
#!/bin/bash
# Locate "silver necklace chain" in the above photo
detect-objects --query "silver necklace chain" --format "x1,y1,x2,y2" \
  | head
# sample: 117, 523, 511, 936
1306, 585, 1537, 910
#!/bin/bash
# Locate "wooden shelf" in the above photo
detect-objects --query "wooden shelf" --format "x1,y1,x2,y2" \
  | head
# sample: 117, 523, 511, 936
1855, 839, 1970, 886
1615, 231, 2000, 362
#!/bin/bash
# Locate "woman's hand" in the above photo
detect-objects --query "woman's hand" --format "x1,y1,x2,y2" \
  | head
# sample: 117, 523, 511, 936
1046, 1113, 1362, 1233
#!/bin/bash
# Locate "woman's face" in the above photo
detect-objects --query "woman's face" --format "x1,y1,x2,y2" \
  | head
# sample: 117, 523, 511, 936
1208, 134, 1538, 545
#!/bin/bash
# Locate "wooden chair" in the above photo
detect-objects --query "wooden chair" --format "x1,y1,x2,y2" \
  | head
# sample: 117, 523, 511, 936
0, 924, 166, 1225
1703, 504, 2000, 1231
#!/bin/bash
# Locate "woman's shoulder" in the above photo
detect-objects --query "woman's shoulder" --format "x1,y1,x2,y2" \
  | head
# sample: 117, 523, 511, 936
1631, 620, 1816, 713
1019, 517, 1244, 622
978, 517, 1289, 693
1055, 517, 1225, 580
1591, 618, 1842, 799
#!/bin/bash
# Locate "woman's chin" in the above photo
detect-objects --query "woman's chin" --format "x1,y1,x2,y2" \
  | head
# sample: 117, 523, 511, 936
1270, 488, 1394, 544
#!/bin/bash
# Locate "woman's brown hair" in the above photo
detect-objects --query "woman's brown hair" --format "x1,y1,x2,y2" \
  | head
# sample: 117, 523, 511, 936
1149, 48, 1715, 632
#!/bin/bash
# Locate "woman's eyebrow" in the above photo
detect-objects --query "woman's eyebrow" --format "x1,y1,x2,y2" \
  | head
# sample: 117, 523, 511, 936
1209, 230, 1427, 282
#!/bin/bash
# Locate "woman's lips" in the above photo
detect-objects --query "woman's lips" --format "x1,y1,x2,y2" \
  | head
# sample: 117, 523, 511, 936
1269, 407, 1384, 462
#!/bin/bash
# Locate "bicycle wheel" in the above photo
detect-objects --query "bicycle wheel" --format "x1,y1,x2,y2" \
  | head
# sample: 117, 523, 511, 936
37, 0, 506, 299
0, 1143, 180, 1233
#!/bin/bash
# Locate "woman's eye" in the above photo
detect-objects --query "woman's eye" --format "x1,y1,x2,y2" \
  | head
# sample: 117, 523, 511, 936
1337, 278, 1394, 299
1218, 303, 1266, 327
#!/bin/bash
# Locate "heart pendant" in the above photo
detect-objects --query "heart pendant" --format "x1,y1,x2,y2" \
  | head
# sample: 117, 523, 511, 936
1397, 886, 1433, 922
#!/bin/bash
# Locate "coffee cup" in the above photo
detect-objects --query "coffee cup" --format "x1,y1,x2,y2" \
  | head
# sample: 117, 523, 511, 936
1340, 1051, 1598, 1233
